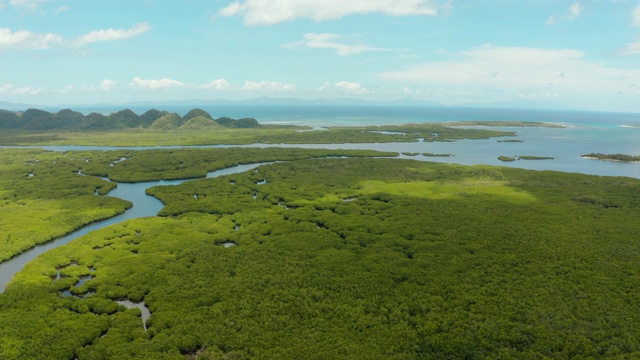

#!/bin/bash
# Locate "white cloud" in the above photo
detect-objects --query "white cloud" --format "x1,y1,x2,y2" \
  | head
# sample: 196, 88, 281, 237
0, 22, 152, 52
317, 81, 373, 94
284, 33, 388, 56
380, 44, 640, 97
0, 84, 45, 95
319, 81, 371, 94
620, 40, 640, 55
55, 85, 73, 94
217, 0, 438, 25
75, 22, 152, 46
547, 2, 584, 25
101, 79, 116, 91
0, 28, 63, 51
130, 77, 186, 90
241, 80, 296, 92
569, 2, 584, 18
335, 81, 370, 94
54, 5, 69, 14
318, 81, 332, 91
633, 4, 640, 27
9, 0, 46, 12
202, 78, 232, 90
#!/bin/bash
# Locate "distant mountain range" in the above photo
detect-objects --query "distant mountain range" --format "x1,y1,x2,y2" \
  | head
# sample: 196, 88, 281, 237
0, 107, 259, 131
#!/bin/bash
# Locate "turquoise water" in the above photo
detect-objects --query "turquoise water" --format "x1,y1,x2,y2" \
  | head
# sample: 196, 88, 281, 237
10, 106, 640, 178
1, 106, 639, 291
91, 105, 640, 128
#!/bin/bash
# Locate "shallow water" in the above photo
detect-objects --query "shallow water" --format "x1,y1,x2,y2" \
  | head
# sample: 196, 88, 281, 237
116, 300, 151, 330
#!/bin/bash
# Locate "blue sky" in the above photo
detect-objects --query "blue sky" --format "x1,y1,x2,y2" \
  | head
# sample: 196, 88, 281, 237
1, 0, 640, 112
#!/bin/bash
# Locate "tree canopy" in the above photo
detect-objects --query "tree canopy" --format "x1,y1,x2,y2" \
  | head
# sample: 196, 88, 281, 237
2, 155, 640, 359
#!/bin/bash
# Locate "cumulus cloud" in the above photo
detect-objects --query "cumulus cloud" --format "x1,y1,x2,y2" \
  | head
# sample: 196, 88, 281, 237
75, 22, 152, 46
380, 44, 640, 97
202, 79, 232, 90
335, 81, 370, 94
319, 81, 371, 94
0, 28, 63, 51
0, 84, 45, 95
101, 79, 116, 91
284, 33, 388, 56
1, 22, 152, 51
547, 2, 584, 25
130, 77, 186, 90
241, 80, 296, 92
217, 0, 438, 25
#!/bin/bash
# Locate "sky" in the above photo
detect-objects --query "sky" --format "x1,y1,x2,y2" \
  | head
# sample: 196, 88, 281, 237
1, 0, 640, 112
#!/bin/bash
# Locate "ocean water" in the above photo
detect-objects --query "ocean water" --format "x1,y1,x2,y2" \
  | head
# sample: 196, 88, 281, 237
119, 105, 640, 128
31, 105, 640, 179
148, 105, 639, 179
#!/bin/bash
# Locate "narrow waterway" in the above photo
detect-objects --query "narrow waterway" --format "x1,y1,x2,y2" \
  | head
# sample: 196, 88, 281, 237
0, 162, 273, 293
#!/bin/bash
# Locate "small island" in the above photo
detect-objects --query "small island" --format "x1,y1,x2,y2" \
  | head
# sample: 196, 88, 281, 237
499, 155, 555, 162
519, 156, 555, 160
423, 152, 453, 157
582, 153, 640, 162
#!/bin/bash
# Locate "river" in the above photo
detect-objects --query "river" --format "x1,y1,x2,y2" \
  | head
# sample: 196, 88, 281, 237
0, 162, 273, 293
1, 124, 639, 291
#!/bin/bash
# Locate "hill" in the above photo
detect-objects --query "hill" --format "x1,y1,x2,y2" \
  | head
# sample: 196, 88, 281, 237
0, 107, 260, 131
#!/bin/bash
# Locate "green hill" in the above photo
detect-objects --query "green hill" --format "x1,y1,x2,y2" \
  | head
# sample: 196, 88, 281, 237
0, 107, 262, 131
179, 115, 223, 131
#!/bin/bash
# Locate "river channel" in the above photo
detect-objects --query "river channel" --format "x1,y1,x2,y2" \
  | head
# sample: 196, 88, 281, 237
0, 162, 273, 293
2, 125, 639, 291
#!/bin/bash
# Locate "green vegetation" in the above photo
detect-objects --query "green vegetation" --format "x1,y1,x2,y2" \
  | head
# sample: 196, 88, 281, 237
333, 123, 517, 142
0, 108, 259, 131
0, 148, 397, 261
441, 121, 565, 128
0, 108, 519, 147
497, 139, 524, 143
519, 155, 555, 160
2, 157, 640, 359
582, 153, 640, 162
499, 155, 553, 162
422, 153, 452, 157
0, 149, 131, 262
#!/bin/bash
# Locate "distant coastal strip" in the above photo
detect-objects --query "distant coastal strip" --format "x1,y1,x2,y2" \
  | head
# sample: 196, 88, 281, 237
439, 121, 565, 128
499, 155, 555, 162
582, 153, 640, 162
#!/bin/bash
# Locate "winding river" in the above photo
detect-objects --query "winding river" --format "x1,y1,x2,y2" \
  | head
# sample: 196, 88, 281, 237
0, 162, 273, 293
2, 125, 639, 292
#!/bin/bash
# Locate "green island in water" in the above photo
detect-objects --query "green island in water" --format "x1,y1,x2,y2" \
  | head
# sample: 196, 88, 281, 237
1, 108, 640, 359
581, 153, 640, 162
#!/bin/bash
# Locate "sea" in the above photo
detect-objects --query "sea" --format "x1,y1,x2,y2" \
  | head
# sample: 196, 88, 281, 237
14, 105, 640, 180
79, 105, 640, 179
1, 105, 638, 291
